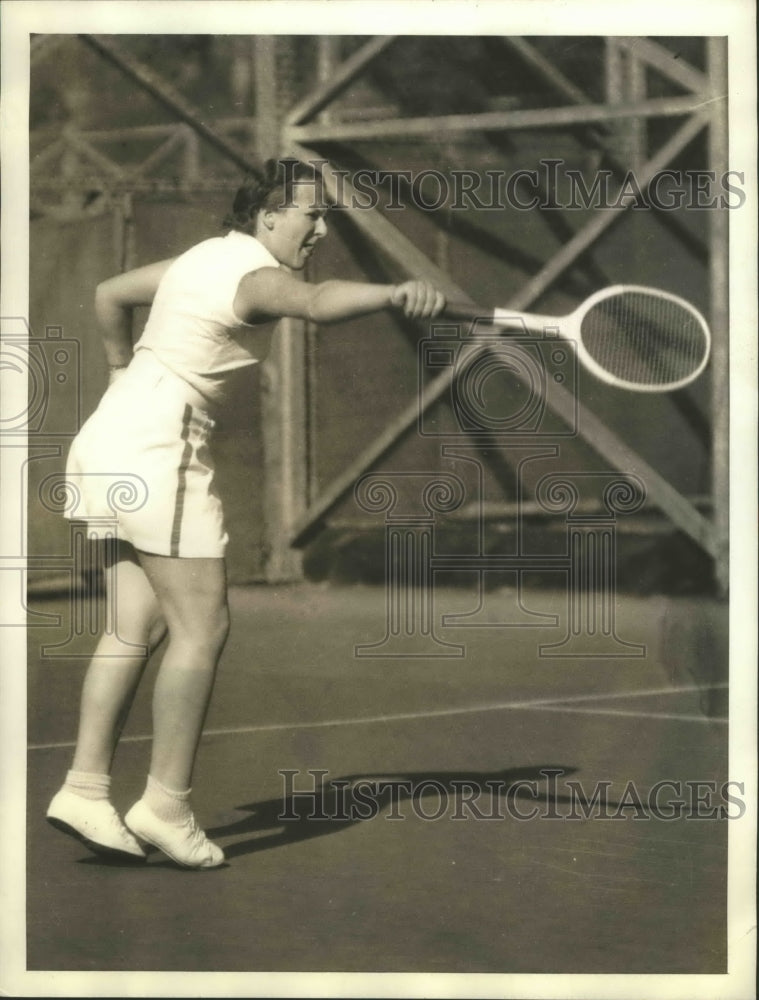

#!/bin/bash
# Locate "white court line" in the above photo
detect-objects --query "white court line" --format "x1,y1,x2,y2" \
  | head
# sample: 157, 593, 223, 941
533, 705, 726, 724
27, 683, 728, 751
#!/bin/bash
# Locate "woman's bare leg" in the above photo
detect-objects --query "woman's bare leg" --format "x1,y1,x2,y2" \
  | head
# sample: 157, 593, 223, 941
122, 552, 229, 868
47, 539, 165, 859
71, 540, 166, 775
134, 552, 229, 791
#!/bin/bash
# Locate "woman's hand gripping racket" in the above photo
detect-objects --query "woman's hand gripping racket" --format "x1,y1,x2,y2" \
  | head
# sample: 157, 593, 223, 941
444, 285, 711, 392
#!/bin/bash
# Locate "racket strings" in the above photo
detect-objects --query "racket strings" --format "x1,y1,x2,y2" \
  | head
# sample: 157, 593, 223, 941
579, 292, 708, 388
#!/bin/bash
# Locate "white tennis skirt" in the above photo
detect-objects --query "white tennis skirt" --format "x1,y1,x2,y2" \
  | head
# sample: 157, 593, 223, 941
64, 350, 229, 558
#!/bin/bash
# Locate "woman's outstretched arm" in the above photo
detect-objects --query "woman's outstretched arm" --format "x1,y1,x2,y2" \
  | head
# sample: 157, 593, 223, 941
234, 266, 446, 326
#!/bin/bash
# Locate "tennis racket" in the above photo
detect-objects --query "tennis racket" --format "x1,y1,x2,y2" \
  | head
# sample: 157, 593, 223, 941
444, 285, 711, 393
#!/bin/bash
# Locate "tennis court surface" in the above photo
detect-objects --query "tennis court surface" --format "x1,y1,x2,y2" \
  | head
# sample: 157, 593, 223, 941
27, 583, 729, 974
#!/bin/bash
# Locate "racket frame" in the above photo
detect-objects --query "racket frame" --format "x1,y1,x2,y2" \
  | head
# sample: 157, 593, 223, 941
464, 284, 712, 393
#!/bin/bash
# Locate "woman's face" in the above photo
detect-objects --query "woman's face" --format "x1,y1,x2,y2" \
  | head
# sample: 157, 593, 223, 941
261, 180, 328, 270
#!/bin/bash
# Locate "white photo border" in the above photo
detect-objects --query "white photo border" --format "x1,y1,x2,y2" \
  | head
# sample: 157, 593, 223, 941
1, 2, 756, 997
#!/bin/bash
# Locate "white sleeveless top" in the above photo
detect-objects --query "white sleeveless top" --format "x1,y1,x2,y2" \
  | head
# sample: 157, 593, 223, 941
134, 231, 280, 404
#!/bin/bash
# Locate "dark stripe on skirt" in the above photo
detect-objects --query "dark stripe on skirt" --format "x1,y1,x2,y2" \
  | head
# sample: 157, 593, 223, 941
170, 404, 193, 557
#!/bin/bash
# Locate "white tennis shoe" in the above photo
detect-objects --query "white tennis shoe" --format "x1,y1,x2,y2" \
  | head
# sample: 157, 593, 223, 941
124, 800, 225, 870
47, 788, 146, 860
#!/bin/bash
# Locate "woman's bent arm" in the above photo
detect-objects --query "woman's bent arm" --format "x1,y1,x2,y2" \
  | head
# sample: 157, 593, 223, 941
95, 259, 176, 367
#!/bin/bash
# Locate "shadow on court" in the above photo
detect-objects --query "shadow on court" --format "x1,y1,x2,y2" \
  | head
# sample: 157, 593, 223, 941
209, 765, 582, 858
25, 584, 729, 974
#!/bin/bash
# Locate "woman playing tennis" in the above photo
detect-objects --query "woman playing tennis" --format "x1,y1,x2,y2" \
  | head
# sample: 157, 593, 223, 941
47, 158, 445, 869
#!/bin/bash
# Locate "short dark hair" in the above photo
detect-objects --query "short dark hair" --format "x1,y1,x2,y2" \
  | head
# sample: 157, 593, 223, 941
224, 158, 323, 232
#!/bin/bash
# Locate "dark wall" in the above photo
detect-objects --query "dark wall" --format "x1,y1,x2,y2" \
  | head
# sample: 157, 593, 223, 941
28, 137, 713, 584
306, 141, 712, 527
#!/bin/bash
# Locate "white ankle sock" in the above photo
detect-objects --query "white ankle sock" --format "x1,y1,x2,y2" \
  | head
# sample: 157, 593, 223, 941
64, 769, 111, 801
144, 774, 193, 825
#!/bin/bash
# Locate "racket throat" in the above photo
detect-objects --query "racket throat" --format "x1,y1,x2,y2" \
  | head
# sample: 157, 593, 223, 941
490, 309, 563, 336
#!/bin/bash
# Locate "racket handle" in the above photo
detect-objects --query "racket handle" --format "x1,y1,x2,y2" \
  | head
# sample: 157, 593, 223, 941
444, 302, 547, 333
443, 301, 497, 323
444, 302, 531, 330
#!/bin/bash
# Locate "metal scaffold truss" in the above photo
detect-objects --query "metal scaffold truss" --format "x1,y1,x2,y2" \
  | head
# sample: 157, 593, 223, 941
30, 34, 729, 591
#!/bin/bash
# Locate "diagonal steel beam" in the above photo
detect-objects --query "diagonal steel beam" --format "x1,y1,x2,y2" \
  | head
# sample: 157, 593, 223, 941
506, 109, 709, 310
615, 37, 710, 95
79, 35, 258, 174
285, 36, 397, 126
129, 129, 189, 180
30, 137, 66, 175
289, 128, 715, 557
62, 128, 126, 179
501, 36, 601, 112
501, 35, 708, 269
